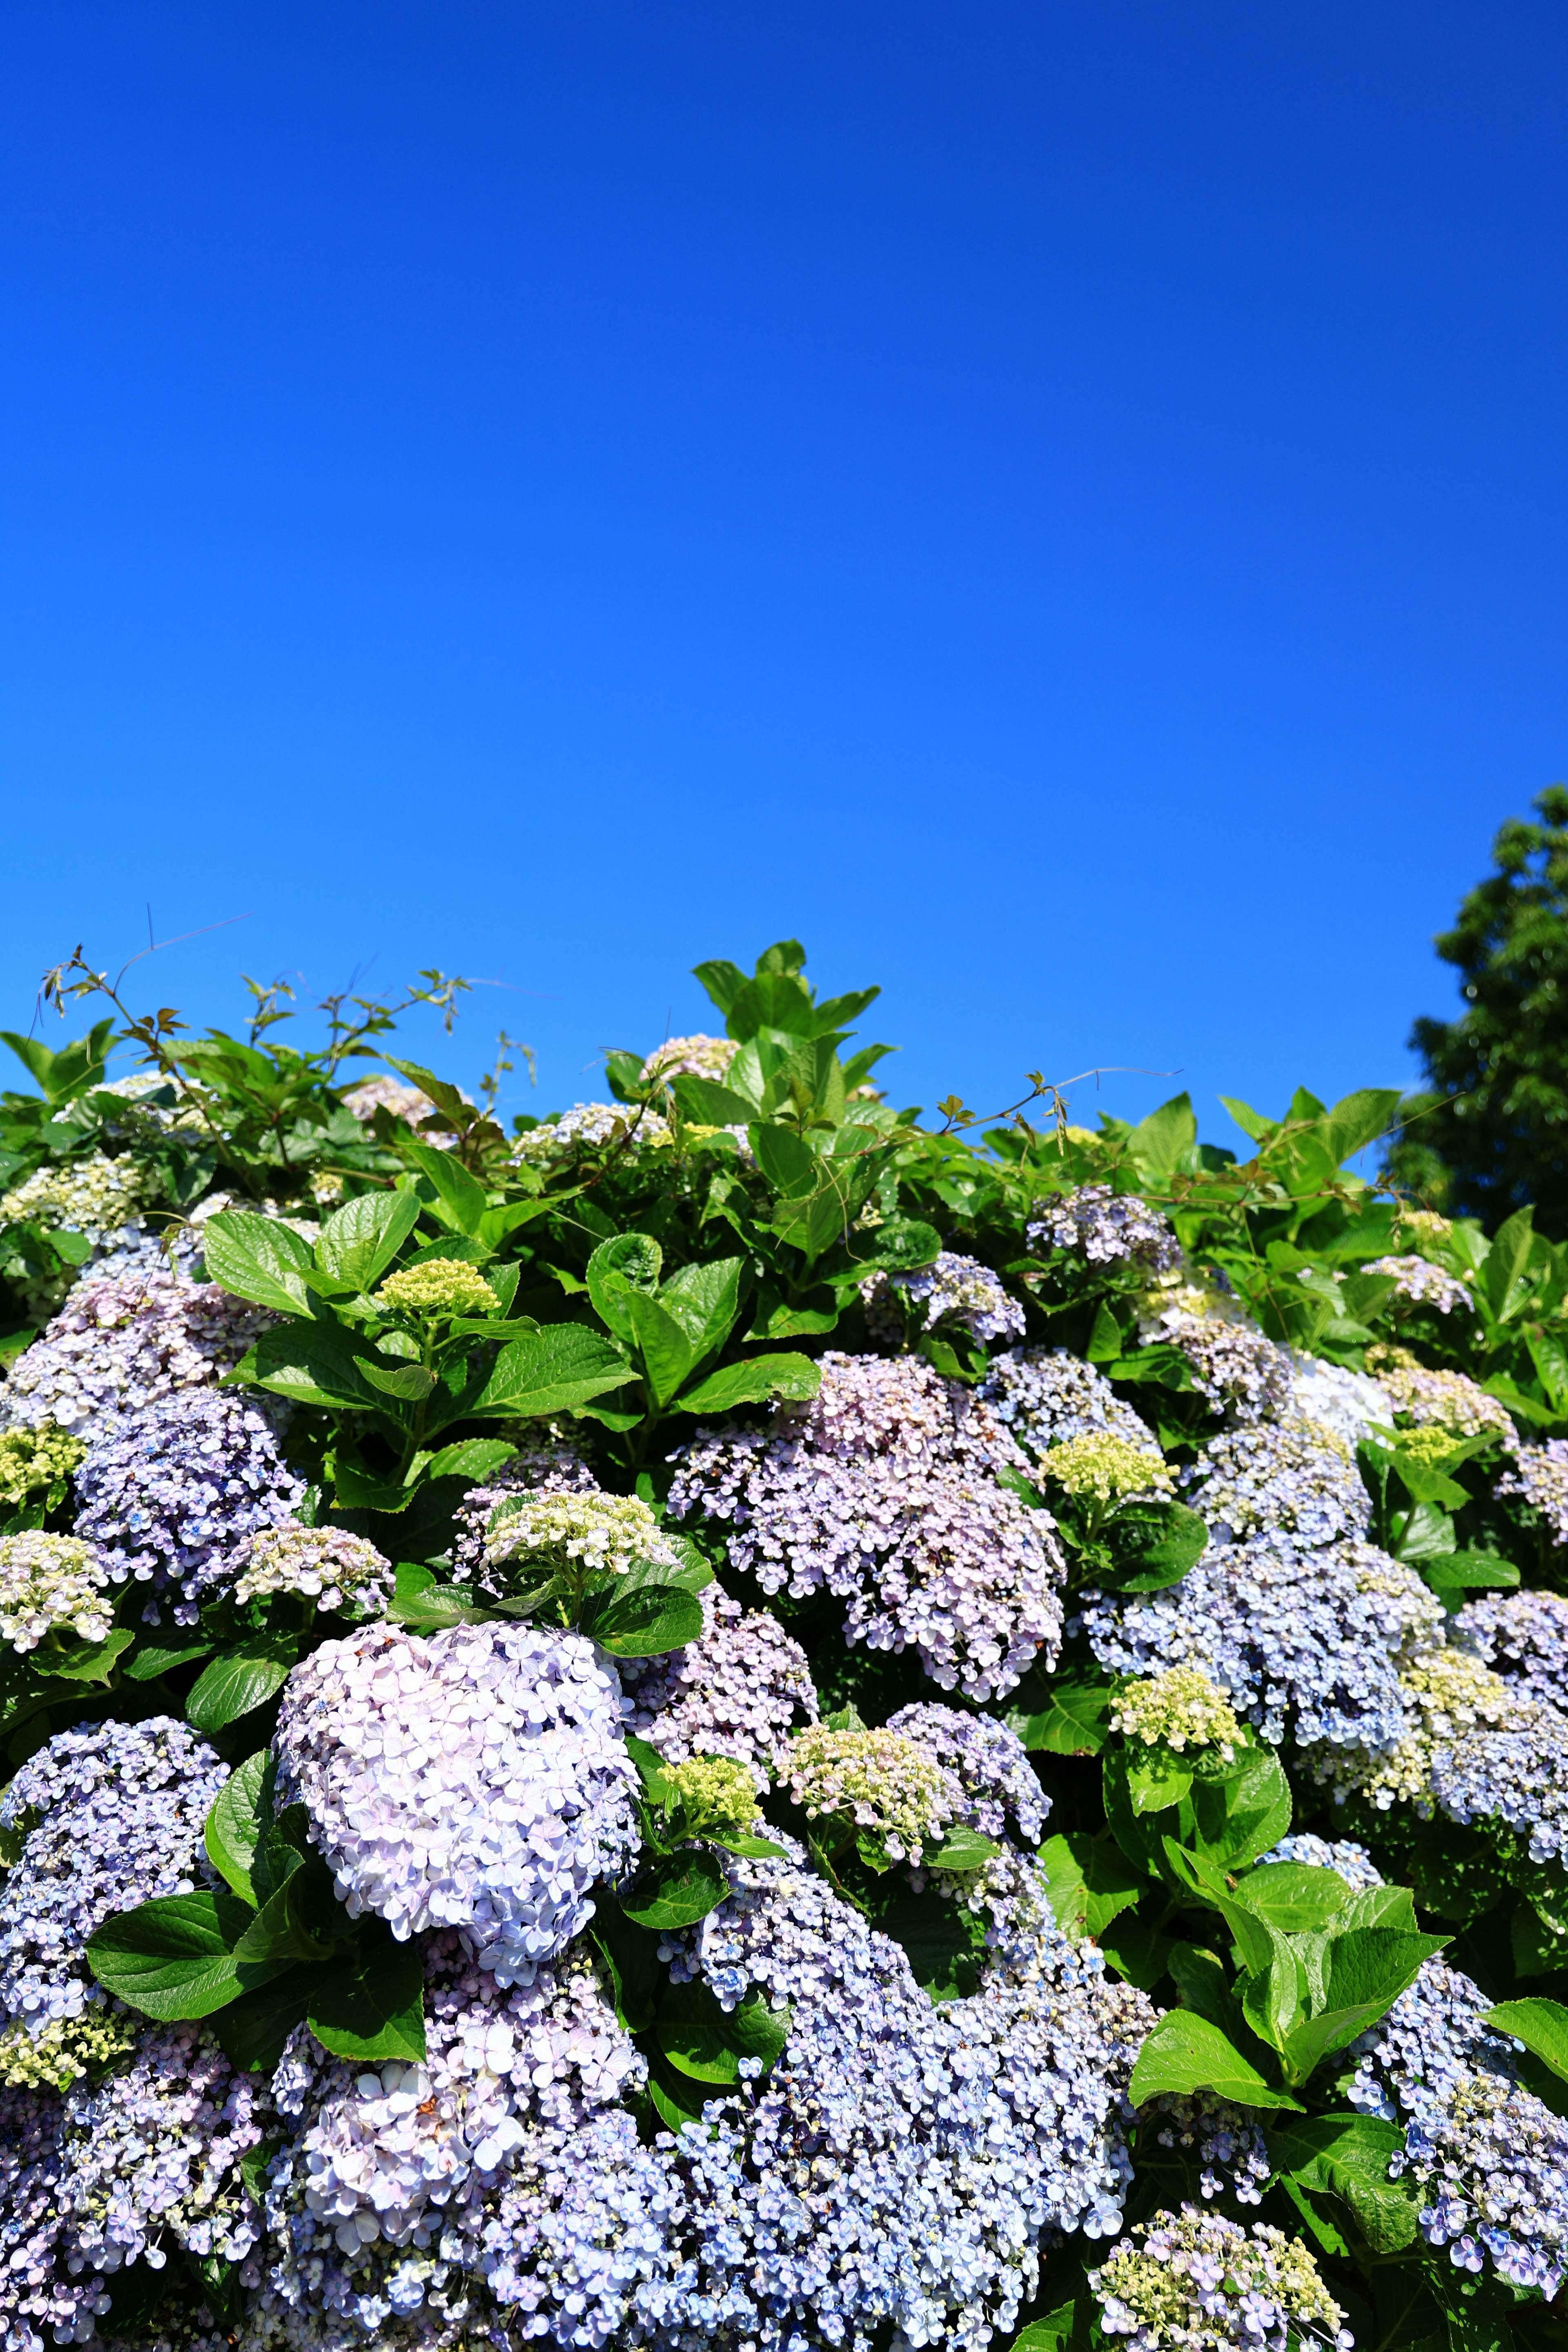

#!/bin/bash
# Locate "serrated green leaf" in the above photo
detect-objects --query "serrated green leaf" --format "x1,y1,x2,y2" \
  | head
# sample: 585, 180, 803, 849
1129, 2009, 1303, 2110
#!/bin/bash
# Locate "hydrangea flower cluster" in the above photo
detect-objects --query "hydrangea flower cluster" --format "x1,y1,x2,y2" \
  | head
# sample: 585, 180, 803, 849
0, 1266, 276, 1438
0, 1151, 147, 1237
232, 1523, 395, 1615
1038, 1430, 1175, 1505
861, 1250, 1026, 1345
342, 1074, 434, 1123
1028, 1185, 1182, 1272
1368, 1346, 1519, 1443
1494, 1437, 1568, 1547
785, 1722, 964, 1863
624, 1584, 818, 1787
1365, 1253, 1475, 1315
1287, 1352, 1395, 1452
640, 1033, 737, 1084
1155, 1312, 1294, 1423
669, 1352, 1066, 1702
448, 1438, 599, 1576
0, 1421, 85, 1506
981, 1343, 1161, 1453
1454, 1587, 1568, 1704
1258, 1831, 1383, 1890
883, 1701, 1049, 1842
1182, 1415, 1368, 1550
375, 1261, 499, 1319
1111, 1666, 1242, 1758
664, 1754, 763, 1834
74, 1389, 305, 1624
274, 1622, 641, 1984
0, 2003, 137, 2090
0, 1530, 114, 1652
1349, 1958, 1568, 2296
1089, 2205, 1352, 2352
0, 1716, 226, 2031
512, 1102, 672, 1158
481, 1488, 678, 1585
1082, 1537, 1443, 1751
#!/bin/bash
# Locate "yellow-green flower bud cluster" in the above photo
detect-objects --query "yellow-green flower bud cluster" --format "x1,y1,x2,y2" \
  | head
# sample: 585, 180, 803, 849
0, 1153, 146, 1236
0, 1532, 113, 1653
0, 2006, 138, 2090
1090, 2205, 1351, 2352
233, 1523, 394, 1615
1368, 1346, 1517, 1444
485, 1491, 679, 1580
375, 1262, 500, 1319
1038, 1431, 1174, 1506
666, 1755, 763, 1836
1396, 1425, 1471, 1472
1111, 1667, 1242, 1759
786, 1723, 962, 1865
0, 1423, 86, 1507
1350, 1648, 1513, 1810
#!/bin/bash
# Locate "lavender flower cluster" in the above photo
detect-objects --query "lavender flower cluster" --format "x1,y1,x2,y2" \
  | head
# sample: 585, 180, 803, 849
1364, 1254, 1475, 1316
1027, 1185, 1182, 1273
274, 1622, 641, 1984
624, 1584, 819, 1788
74, 1389, 305, 1626
1494, 1438, 1568, 1548
1349, 1958, 1568, 2296
1, 1267, 276, 1440
860, 1250, 1026, 1345
980, 1343, 1160, 1454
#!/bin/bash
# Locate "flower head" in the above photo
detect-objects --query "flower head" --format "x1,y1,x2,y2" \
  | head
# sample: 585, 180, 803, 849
482, 1489, 678, 1585
1040, 1430, 1174, 1506
862, 1251, 1026, 1345
1029, 1185, 1182, 1272
0, 1532, 114, 1653
664, 1755, 763, 1836
0, 1423, 85, 1507
786, 1722, 963, 1863
375, 1261, 499, 1318
232, 1522, 394, 1615
1365, 1254, 1474, 1316
1112, 1667, 1242, 1758
641, 1033, 737, 1085
1089, 2205, 1351, 2352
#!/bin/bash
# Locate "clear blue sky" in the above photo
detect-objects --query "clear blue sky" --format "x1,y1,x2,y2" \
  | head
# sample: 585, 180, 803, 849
2, 4, 1565, 1142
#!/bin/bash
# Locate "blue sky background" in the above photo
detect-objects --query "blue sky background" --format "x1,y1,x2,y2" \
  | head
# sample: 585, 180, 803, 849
2, 3, 1566, 1146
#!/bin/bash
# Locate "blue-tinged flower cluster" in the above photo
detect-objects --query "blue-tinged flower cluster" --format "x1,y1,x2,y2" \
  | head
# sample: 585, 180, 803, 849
1454, 1588, 1568, 1706
0, 1717, 226, 2033
861, 1251, 1026, 1346
1081, 1538, 1442, 1752
1089, 2204, 1352, 2352
74, 1390, 305, 1626
448, 1441, 598, 1578
1141, 2092, 1272, 2205
1180, 1417, 1369, 1551
1027, 1186, 1181, 1273
883, 1701, 1049, 1844
1, 1267, 275, 1441
1494, 1438, 1568, 1550
1364, 1254, 1474, 1316
625, 1585, 818, 1789
1349, 1959, 1568, 2297
981, 1345, 1160, 1454
276, 1623, 641, 1985
668, 1353, 1066, 1703
1258, 1832, 1383, 1890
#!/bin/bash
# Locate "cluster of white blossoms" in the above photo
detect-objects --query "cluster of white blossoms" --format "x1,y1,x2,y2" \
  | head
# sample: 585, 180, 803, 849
0, 1532, 114, 1653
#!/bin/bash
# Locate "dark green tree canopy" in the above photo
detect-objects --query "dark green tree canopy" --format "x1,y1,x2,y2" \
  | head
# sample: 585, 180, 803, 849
1387, 784, 1568, 1236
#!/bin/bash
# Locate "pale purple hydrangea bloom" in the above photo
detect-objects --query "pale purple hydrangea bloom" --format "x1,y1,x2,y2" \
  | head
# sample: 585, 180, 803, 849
668, 1353, 1066, 1703
981, 1345, 1160, 1454
74, 1390, 305, 1626
232, 1524, 394, 1617
1143, 2091, 1272, 2205
1287, 1352, 1395, 1452
1349, 1959, 1568, 2299
861, 1252, 1025, 1346
0, 2083, 113, 2351
1158, 1314, 1294, 1423
624, 1585, 818, 1790
1423, 1689, 1568, 1866
0, 1717, 226, 2032
275, 1622, 640, 1985
1090, 2205, 1352, 2352
1365, 1254, 1475, 1316
1454, 1589, 1568, 1709
1027, 1186, 1181, 1273
1495, 1439, 1568, 1549
883, 1701, 1049, 1844
1181, 1417, 1368, 1552
1081, 1538, 1443, 1752
0, 1267, 275, 1440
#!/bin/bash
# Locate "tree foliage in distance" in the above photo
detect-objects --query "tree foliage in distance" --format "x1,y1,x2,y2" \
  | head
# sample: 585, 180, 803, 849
1388, 787, 1568, 1237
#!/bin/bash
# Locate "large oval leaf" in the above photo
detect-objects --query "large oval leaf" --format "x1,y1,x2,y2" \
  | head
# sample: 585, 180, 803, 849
86, 1890, 284, 2020
618, 1849, 731, 1931
186, 1636, 299, 1736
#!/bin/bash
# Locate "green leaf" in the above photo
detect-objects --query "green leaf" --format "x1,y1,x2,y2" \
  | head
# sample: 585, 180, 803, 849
618, 1849, 731, 1931
922, 1827, 1001, 1872
124, 1639, 214, 1682
205, 1753, 271, 1905
1183, 1745, 1293, 1871
186, 1636, 298, 1735
1128, 1756, 1192, 1815
579, 1581, 705, 1658
472, 1325, 632, 1419
1218, 1095, 1274, 1145
1129, 2010, 1303, 2110
359, 1357, 439, 1401
35, 1628, 132, 1684
422, 1438, 518, 1483
1126, 1094, 1197, 1184
1004, 1671, 1113, 1755
668, 1074, 762, 1127
659, 1257, 747, 1364
308, 1942, 427, 2062
86, 1890, 285, 2020
1262, 2113, 1416, 2253
314, 1189, 422, 1292
1276, 1928, 1449, 2079
1324, 1089, 1403, 1166
657, 1979, 788, 2082
644, 2044, 717, 2131
212, 1968, 317, 2073
879, 1890, 988, 2000
849, 1218, 942, 1274
1102, 1499, 1209, 1591
751, 1124, 817, 1196
625, 1291, 696, 1408
1482, 1207, 1539, 1324
1419, 1551, 1521, 1593
1484, 1997, 1568, 2083
201, 1210, 316, 1315
1233, 1862, 1353, 1934
383, 1056, 474, 1131
586, 1898, 660, 2032
676, 1352, 822, 1414
1036, 1832, 1143, 1941
1008, 2302, 1089, 2352
403, 1143, 487, 1236
241, 1321, 380, 1412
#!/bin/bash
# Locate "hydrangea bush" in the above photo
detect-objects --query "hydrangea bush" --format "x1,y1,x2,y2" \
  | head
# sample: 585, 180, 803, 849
1, 936, 1567, 2352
